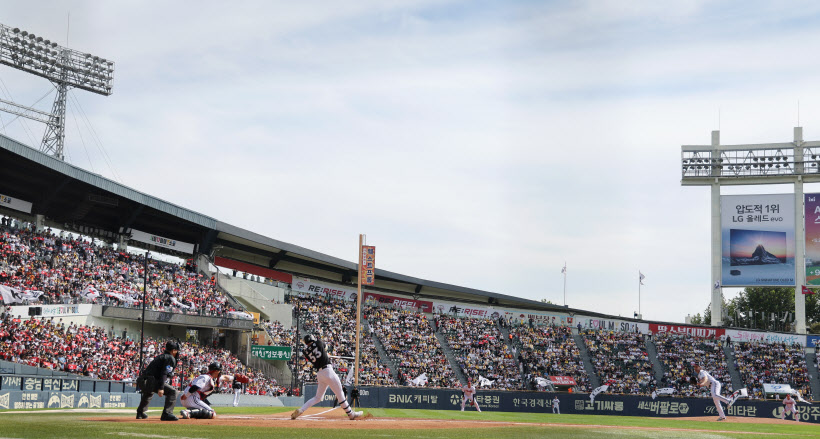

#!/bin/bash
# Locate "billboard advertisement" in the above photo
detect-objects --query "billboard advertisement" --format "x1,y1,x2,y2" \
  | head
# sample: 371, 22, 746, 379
805, 194, 820, 285
720, 194, 794, 286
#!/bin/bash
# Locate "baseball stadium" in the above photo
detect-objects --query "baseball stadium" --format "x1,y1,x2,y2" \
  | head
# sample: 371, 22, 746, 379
2, 5, 820, 439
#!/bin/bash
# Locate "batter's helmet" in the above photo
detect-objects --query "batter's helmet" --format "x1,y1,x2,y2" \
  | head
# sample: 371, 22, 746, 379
165, 341, 180, 352
303, 334, 316, 344
208, 362, 222, 372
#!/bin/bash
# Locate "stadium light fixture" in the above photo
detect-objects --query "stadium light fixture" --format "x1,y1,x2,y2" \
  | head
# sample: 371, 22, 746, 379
0, 22, 114, 160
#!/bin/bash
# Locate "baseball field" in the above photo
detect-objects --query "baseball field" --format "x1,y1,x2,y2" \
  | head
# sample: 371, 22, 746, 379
0, 406, 816, 439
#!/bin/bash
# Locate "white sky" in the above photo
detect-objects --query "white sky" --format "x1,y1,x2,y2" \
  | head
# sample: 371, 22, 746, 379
3, 0, 820, 323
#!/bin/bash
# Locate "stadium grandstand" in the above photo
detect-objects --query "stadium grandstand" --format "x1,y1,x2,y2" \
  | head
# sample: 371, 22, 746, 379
0, 131, 818, 404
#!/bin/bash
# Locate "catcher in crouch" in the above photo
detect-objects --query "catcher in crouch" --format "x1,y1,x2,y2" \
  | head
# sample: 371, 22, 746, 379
179, 362, 250, 419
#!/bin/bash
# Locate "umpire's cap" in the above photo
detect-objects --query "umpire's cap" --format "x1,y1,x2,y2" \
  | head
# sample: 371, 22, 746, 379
303, 334, 316, 344
165, 341, 180, 352
208, 362, 222, 372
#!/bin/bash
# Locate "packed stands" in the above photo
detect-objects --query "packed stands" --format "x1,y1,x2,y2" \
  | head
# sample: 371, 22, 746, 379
0, 225, 244, 317
511, 325, 590, 392
583, 329, 654, 394
0, 309, 279, 394
291, 294, 395, 387
366, 306, 458, 388
653, 332, 732, 397
437, 315, 521, 390
733, 341, 811, 400
261, 320, 296, 347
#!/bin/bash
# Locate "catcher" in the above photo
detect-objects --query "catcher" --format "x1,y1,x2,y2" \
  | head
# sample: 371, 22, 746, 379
179, 362, 250, 419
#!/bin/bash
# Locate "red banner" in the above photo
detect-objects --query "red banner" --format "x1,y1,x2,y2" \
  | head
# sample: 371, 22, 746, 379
214, 257, 292, 284
649, 324, 725, 338
549, 376, 577, 386
363, 292, 432, 313
360, 246, 375, 285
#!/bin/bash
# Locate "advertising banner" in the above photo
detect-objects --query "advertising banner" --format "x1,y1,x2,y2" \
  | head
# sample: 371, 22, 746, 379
762, 383, 794, 395
549, 376, 576, 386
303, 385, 820, 423
805, 193, 820, 285
432, 301, 495, 319
360, 246, 375, 285
0, 193, 32, 214
363, 292, 432, 312
579, 317, 649, 334
129, 229, 195, 254
720, 194, 795, 286
8, 304, 92, 318
724, 329, 806, 346
808, 335, 820, 348
251, 345, 292, 360
649, 324, 725, 338
503, 309, 572, 326
291, 277, 358, 301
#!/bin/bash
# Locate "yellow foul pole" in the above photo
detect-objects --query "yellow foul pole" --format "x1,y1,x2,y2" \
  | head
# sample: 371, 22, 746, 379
353, 234, 363, 407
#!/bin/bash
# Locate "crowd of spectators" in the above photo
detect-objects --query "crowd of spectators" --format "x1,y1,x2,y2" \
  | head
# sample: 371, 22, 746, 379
583, 329, 654, 395
0, 224, 245, 318
261, 320, 295, 347
653, 332, 732, 397
0, 309, 279, 395
291, 294, 395, 387
437, 316, 521, 390
733, 341, 812, 400
511, 325, 590, 392
367, 306, 458, 388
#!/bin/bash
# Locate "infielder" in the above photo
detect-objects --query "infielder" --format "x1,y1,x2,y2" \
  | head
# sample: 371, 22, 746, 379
552, 396, 560, 414
780, 394, 800, 422
461, 379, 481, 412
179, 362, 248, 419
291, 334, 362, 420
693, 364, 739, 421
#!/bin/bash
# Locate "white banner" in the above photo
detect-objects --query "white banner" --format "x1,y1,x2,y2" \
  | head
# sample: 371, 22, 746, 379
579, 317, 650, 334
724, 329, 806, 346
720, 194, 795, 286
763, 383, 794, 395
291, 277, 358, 301
0, 285, 39, 303
8, 304, 93, 317
0, 193, 33, 214
503, 309, 573, 326
432, 301, 494, 318
129, 229, 195, 254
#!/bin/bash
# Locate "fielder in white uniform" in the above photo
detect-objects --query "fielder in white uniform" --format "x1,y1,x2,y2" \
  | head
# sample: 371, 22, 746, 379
694, 364, 739, 421
780, 394, 799, 422
461, 380, 481, 412
291, 334, 362, 420
552, 396, 560, 414
179, 362, 234, 419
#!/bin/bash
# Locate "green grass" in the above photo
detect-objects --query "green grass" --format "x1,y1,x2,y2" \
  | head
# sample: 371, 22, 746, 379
0, 407, 815, 439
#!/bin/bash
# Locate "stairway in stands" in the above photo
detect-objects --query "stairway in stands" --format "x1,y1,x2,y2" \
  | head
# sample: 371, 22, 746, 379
364, 319, 400, 383
723, 342, 744, 391
572, 331, 601, 389
496, 323, 528, 389
429, 317, 469, 386
644, 336, 665, 383
805, 348, 820, 399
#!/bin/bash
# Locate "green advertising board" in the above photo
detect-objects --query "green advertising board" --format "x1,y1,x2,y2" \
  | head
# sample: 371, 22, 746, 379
251, 345, 292, 360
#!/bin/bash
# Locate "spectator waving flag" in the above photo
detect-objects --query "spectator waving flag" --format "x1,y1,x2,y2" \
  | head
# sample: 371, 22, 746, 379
651, 388, 676, 400
478, 375, 495, 387
409, 373, 428, 387
590, 379, 616, 403
535, 377, 552, 387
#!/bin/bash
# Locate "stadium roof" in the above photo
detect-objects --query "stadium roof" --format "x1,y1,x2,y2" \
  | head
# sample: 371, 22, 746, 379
0, 134, 569, 313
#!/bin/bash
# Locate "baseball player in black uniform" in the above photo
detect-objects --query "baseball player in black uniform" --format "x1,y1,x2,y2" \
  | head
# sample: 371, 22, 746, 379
291, 334, 362, 420
136, 341, 180, 421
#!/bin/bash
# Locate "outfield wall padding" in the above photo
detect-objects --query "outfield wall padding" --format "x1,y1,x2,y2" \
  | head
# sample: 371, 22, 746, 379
304, 385, 820, 423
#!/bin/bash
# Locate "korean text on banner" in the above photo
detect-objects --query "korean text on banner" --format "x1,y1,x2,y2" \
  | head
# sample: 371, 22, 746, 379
0, 193, 33, 213
805, 193, 820, 285
361, 246, 375, 285
720, 194, 795, 287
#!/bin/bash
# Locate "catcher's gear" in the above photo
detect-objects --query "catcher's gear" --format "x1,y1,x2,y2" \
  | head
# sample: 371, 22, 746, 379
208, 362, 222, 372
234, 373, 250, 384
303, 334, 316, 344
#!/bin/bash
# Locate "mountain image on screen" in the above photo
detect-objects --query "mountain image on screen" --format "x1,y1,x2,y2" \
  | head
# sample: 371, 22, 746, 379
729, 229, 787, 266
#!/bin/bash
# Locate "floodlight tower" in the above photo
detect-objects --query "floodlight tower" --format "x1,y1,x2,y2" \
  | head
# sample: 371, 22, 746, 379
681, 127, 820, 334
0, 22, 114, 160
